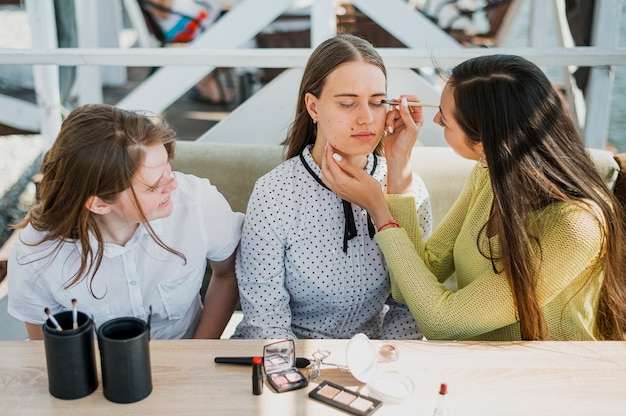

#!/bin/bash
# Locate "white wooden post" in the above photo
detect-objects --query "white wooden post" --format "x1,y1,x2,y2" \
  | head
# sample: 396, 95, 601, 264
310, 0, 336, 47
553, 0, 585, 132
97, 1, 126, 87
529, 0, 551, 48
584, 0, 623, 149
75, 0, 103, 105
24, 0, 63, 150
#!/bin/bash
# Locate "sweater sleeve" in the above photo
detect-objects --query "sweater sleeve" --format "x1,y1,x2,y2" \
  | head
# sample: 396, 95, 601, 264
386, 164, 482, 282
376, 189, 604, 340
375, 227, 516, 339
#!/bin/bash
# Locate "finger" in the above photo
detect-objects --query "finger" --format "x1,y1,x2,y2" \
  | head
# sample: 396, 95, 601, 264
328, 151, 366, 180
385, 109, 398, 134
404, 95, 426, 126
321, 145, 338, 186
322, 145, 356, 191
398, 97, 422, 128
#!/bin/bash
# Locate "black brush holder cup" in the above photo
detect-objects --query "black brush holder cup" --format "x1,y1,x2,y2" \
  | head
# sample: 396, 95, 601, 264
97, 316, 152, 403
42, 311, 98, 400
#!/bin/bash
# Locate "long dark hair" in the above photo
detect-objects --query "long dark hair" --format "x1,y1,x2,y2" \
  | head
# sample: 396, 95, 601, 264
284, 33, 387, 160
16, 104, 185, 295
448, 54, 626, 340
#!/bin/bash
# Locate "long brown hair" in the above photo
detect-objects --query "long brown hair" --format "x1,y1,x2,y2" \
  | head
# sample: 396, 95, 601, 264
448, 54, 626, 340
283, 33, 386, 160
15, 104, 185, 294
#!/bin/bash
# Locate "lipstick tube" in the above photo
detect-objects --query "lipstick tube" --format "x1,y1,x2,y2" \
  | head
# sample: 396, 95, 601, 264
252, 356, 264, 395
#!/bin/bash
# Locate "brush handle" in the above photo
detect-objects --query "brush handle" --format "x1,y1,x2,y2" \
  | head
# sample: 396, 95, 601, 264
214, 356, 311, 368
382, 100, 439, 108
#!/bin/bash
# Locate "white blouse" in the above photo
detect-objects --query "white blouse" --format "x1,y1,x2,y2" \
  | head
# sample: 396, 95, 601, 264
8, 173, 244, 339
233, 146, 431, 339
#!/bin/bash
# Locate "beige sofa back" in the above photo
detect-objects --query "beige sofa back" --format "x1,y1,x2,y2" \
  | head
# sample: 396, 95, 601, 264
172, 141, 621, 229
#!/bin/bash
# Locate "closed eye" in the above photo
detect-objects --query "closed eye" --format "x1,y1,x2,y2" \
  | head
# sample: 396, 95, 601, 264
145, 177, 163, 192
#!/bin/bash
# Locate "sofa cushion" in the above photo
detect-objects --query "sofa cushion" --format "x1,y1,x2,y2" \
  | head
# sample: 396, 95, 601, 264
172, 141, 620, 229
172, 142, 283, 214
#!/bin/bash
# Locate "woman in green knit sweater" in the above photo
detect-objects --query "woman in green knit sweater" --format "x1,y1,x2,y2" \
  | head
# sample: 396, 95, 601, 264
321, 54, 626, 341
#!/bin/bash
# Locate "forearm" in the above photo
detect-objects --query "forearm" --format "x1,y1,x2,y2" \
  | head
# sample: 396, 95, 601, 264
368, 194, 398, 232
385, 156, 414, 195
194, 271, 240, 339
26, 322, 43, 340
376, 228, 518, 340
384, 194, 426, 252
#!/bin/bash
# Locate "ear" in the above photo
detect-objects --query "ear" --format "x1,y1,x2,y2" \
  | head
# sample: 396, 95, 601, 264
304, 92, 319, 122
84, 196, 111, 215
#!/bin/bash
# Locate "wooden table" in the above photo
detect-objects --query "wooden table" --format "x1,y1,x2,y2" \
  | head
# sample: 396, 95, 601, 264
2, 339, 626, 415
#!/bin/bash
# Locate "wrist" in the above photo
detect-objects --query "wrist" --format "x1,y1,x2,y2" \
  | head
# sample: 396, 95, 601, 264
386, 165, 414, 195
376, 220, 400, 233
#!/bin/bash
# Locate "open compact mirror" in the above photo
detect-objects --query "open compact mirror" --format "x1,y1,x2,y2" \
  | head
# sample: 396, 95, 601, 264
263, 339, 309, 393
346, 333, 414, 403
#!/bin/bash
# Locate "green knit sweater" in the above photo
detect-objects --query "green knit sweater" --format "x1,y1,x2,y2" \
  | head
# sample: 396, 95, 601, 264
375, 164, 604, 340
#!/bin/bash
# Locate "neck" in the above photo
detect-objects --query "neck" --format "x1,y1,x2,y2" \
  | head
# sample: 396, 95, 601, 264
94, 216, 140, 246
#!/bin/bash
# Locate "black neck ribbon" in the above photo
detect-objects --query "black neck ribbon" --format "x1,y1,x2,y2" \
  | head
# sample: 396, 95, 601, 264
299, 150, 377, 253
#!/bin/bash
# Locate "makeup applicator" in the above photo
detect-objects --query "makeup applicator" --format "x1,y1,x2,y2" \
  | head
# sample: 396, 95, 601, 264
215, 356, 311, 368
381, 99, 439, 108
71, 298, 78, 329
45, 307, 63, 331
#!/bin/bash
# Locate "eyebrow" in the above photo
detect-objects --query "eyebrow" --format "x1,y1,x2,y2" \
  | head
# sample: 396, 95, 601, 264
333, 92, 387, 98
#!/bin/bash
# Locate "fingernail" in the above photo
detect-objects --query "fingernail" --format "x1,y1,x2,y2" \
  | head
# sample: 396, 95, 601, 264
401, 97, 408, 107
387, 125, 393, 134
333, 153, 342, 162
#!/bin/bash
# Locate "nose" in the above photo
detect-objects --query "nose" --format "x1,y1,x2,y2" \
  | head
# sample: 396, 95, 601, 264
163, 168, 178, 192
357, 104, 375, 125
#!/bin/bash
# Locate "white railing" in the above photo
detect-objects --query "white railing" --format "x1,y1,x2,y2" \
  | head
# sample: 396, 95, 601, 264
2, 46, 625, 67
0, 0, 623, 150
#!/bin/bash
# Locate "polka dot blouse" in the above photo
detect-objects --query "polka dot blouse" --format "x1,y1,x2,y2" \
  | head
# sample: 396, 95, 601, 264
232, 146, 432, 339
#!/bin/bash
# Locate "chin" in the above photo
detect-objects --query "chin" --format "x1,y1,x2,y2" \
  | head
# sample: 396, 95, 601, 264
349, 142, 379, 156
154, 202, 175, 220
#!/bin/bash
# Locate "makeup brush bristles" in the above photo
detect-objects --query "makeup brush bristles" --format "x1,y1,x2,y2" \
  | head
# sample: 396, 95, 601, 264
71, 298, 78, 329
44, 307, 63, 331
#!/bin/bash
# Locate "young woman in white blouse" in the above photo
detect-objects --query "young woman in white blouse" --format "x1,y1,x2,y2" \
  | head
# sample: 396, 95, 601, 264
232, 34, 432, 339
8, 104, 243, 340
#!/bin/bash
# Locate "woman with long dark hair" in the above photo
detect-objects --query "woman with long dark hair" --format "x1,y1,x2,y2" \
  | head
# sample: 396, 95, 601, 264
323, 54, 626, 340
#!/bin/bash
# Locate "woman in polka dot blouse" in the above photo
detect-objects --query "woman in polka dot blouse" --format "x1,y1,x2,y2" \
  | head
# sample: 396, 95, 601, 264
232, 34, 432, 339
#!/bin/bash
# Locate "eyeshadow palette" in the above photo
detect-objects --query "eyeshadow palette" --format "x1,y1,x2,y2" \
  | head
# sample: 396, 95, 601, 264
309, 380, 382, 416
266, 367, 307, 393
263, 340, 309, 393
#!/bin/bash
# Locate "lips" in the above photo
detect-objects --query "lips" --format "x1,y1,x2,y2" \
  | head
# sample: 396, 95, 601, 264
352, 131, 377, 141
159, 196, 170, 207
